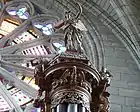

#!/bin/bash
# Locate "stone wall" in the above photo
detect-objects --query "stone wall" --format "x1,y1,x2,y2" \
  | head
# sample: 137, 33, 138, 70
100, 25, 140, 112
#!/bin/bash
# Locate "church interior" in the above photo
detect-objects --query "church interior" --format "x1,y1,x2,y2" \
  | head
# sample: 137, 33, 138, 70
0, 0, 140, 112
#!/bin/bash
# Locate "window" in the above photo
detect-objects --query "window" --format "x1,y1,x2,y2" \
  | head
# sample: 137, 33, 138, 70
22, 45, 49, 56
6, 5, 30, 19
13, 31, 36, 44
0, 20, 18, 36
53, 41, 66, 53
0, 96, 10, 111
34, 23, 54, 35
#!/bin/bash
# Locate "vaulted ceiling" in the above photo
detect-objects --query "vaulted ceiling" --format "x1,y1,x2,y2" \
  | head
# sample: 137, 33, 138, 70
30, 0, 140, 69
0, 0, 140, 111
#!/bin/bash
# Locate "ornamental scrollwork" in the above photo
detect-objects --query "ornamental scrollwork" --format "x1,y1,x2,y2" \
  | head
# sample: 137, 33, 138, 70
51, 67, 92, 93
51, 91, 90, 112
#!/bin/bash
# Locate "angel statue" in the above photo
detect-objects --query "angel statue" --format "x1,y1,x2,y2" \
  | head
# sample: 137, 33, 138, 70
100, 67, 112, 85
54, 2, 87, 53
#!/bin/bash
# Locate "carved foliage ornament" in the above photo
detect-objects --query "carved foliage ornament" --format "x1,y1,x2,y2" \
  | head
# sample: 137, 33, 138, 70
50, 66, 92, 112
51, 66, 92, 93
51, 91, 90, 112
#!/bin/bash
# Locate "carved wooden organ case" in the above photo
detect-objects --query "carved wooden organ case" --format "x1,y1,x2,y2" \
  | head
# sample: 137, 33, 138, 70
33, 2, 111, 112
33, 50, 111, 112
